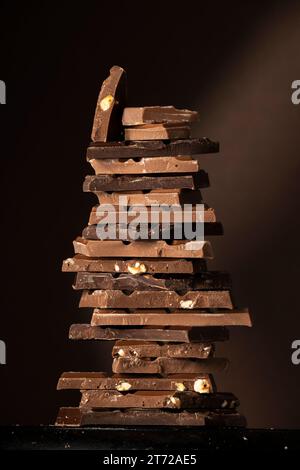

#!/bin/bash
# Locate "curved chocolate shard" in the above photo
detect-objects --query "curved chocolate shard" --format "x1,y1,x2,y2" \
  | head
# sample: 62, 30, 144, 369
62, 255, 207, 274
112, 357, 229, 375
83, 172, 209, 192
86, 138, 219, 160
73, 271, 231, 291
81, 290, 233, 309
55, 407, 247, 427
91, 65, 126, 142
112, 340, 213, 359
122, 106, 198, 126
68, 324, 230, 343
57, 372, 215, 392
80, 390, 237, 410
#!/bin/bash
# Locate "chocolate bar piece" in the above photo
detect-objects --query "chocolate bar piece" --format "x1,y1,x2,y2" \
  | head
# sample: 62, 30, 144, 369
56, 407, 246, 427
73, 272, 230, 291
80, 290, 233, 309
89, 205, 216, 224
112, 357, 228, 375
57, 372, 215, 392
86, 138, 219, 160
82, 222, 223, 240
83, 172, 209, 192
91, 310, 251, 327
73, 238, 213, 259
122, 106, 198, 126
124, 123, 191, 141
96, 189, 203, 206
69, 324, 229, 342
62, 255, 207, 274
91, 66, 126, 142
112, 340, 213, 359
89, 156, 200, 175
80, 390, 237, 410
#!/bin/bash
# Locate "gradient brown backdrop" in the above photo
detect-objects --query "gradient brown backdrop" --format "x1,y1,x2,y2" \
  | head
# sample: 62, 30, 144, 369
0, 0, 300, 428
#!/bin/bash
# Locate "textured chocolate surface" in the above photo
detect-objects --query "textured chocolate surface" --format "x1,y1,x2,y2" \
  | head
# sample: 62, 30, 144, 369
112, 341, 213, 359
95, 189, 203, 206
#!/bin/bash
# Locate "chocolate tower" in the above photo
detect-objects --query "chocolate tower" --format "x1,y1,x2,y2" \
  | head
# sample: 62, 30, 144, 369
56, 66, 251, 427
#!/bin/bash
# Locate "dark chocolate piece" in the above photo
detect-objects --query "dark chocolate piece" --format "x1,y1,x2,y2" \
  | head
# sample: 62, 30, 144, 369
112, 357, 228, 375
62, 255, 207, 274
86, 138, 219, 160
55, 407, 247, 427
122, 106, 198, 125
69, 324, 229, 343
91, 66, 126, 142
73, 272, 231, 291
124, 123, 191, 140
57, 372, 215, 392
83, 172, 209, 192
81, 290, 233, 309
80, 390, 238, 410
112, 341, 213, 359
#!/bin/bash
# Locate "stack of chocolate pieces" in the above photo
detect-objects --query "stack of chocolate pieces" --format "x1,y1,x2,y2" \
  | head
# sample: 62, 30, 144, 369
56, 66, 251, 427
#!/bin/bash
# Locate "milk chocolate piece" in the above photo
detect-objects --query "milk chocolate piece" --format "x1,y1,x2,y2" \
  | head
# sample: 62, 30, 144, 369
91, 310, 251, 327
80, 390, 237, 410
125, 123, 191, 141
89, 205, 216, 224
73, 272, 230, 291
82, 222, 223, 240
57, 372, 215, 392
89, 156, 200, 175
62, 255, 206, 274
112, 341, 213, 359
86, 138, 219, 160
122, 106, 198, 125
112, 357, 228, 375
69, 324, 229, 342
81, 290, 233, 309
96, 189, 203, 206
56, 407, 246, 427
91, 66, 126, 142
83, 172, 209, 192
73, 237, 213, 259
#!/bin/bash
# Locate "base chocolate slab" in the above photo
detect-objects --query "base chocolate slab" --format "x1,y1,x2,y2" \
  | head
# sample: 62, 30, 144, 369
55, 407, 246, 427
57, 372, 215, 393
62, 255, 207, 274
69, 324, 230, 343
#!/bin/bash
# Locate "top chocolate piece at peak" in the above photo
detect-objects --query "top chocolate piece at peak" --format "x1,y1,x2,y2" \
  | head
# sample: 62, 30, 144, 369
122, 106, 199, 126
91, 65, 126, 143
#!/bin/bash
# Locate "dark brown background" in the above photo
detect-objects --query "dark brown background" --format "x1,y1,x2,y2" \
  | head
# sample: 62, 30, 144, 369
0, 0, 300, 428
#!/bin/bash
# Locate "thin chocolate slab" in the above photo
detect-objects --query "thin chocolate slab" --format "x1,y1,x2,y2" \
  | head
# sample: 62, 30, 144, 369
80, 390, 237, 410
57, 372, 215, 393
82, 222, 223, 240
81, 290, 233, 309
112, 357, 228, 375
69, 324, 229, 343
73, 237, 213, 259
89, 155, 200, 175
112, 341, 213, 359
73, 272, 230, 291
96, 189, 203, 206
62, 255, 207, 274
91, 310, 251, 327
89, 205, 216, 224
91, 66, 126, 142
125, 123, 191, 141
122, 106, 198, 125
83, 172, 209, 192
55, 407, 246, 427
86, 138, 219, 160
